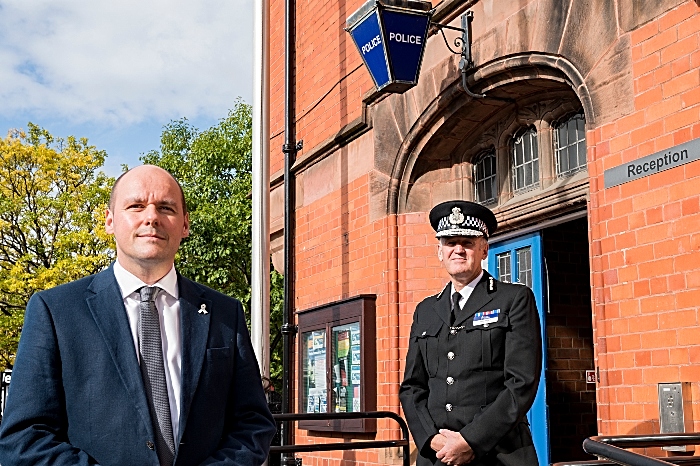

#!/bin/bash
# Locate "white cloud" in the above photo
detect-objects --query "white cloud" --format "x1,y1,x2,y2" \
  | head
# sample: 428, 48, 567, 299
0, 0, 253, 126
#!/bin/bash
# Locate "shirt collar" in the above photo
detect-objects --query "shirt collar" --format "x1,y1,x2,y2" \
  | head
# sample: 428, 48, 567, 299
451, 270, 484, 299
113, 260, 179, 300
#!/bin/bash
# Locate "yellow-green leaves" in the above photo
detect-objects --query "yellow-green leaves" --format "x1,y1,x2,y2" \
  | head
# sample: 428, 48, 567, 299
0, 124, 114, 368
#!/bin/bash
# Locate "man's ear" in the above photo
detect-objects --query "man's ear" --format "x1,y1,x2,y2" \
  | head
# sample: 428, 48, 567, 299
437, 243, 443, 262
183, 212, 190, 237
105, 208, 114, 234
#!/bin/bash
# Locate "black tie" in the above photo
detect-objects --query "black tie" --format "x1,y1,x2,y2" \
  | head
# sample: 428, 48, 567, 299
451, 291, 461, 326
139, 286, 175, 466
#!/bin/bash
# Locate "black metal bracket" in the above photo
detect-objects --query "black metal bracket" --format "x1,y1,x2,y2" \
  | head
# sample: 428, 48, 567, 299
431, 11, 514, 103
431, 11, 485, 99
432, 11, 472, 67
280, 323, 298, 336
282, 140, 303, 154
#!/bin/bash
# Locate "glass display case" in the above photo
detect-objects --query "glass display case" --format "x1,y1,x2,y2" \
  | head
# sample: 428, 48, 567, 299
297, 295, 376, 432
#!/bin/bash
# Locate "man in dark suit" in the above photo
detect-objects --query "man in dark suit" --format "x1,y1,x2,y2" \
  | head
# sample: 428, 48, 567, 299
0, 165, 276, 466
399, 200, 541, 466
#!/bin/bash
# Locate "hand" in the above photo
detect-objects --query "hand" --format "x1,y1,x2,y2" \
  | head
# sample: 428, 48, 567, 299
435, 429, 475, 466
430, 433, 447, 452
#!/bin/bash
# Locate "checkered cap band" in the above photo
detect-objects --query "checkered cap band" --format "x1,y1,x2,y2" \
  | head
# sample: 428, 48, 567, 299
435, 215, 488, 237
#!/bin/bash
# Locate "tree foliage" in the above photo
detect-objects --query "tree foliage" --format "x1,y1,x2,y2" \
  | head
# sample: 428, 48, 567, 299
143, 100, 284, 386
142, 101, 254, 308
0, 124, 113, 369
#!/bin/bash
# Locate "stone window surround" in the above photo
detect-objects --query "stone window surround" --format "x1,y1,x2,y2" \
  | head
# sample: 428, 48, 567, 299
473, 150, 497, 205
462, 98, 586, 209
511, 126, 540, 195
554, 113, 587, 178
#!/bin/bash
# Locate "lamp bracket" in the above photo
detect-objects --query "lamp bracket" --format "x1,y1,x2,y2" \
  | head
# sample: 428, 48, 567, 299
431, 11, 514, 102
430, 11, 473, 71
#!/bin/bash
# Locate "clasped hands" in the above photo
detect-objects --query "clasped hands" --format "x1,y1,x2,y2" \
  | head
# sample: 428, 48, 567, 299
430, 429, 475, 466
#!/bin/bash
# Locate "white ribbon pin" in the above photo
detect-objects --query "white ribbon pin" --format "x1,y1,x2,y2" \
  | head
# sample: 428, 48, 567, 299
198, 304, 208, 315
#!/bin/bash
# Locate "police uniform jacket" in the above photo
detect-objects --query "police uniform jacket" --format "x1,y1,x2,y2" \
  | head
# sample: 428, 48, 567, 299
399, 272, 542, 466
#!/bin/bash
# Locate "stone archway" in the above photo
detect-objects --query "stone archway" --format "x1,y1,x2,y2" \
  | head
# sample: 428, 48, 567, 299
386, 52, 595, 220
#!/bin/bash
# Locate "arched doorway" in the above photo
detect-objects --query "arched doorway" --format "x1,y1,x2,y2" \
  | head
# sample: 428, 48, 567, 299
390, 59, 598, 463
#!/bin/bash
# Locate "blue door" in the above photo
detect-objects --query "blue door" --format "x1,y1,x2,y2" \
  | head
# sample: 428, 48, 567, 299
487, 232, 550, 466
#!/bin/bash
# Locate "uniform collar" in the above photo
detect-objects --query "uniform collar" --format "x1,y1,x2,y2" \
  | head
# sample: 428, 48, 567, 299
451, 270, 484, 301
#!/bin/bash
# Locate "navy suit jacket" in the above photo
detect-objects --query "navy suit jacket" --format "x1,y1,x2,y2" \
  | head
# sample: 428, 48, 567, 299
0, 266, 276, 466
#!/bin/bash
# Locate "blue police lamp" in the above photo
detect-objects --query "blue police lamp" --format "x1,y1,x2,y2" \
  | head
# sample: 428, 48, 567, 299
346, 0, 433, 94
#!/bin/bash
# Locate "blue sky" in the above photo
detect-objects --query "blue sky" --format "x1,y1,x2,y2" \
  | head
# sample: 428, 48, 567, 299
0, 0, 253, 178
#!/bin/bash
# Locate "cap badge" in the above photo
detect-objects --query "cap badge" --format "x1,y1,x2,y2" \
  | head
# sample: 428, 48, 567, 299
449, 207, 465, 226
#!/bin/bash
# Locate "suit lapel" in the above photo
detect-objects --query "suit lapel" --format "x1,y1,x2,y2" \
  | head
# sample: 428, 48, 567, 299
85, 266, 153, 435
454, 272, 494, 326
177, 275, 211, 443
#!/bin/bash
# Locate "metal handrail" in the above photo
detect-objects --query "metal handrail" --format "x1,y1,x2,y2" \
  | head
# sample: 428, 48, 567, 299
270, 411, 410, 466
590, 433, 700, 449
553, 432, 700, 466
582, 438, 674, 465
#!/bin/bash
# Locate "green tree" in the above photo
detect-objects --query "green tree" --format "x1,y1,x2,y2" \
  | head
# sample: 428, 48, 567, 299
143, 100, 284, 387
0, 124, 114, 369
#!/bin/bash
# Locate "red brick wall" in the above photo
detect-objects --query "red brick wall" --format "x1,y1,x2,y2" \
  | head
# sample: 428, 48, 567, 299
291, 199, 445, 465
588, 1, 700, 448
272, 0, 700, 463
268, 0, 375, 176
292, 172, 397, 465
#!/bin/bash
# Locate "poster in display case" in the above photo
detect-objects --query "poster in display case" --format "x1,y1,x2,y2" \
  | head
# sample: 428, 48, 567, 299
297, 295, 376, 432
301, 330, 327, 413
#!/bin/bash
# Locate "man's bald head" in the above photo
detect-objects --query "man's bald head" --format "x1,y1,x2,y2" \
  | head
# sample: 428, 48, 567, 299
109, 165, 187, 215
105, 164, 190, 283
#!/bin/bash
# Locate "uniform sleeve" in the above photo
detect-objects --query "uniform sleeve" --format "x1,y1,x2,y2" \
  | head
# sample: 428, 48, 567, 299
199, 300, 277, 465
399, 312, 440, 456
0, 294, 100, 465
459, 285, 542, 457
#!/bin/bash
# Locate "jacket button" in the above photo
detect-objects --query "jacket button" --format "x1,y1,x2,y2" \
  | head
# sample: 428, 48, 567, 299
446, 377, 454, 385
450, 329, 457, 335
147, 441, 155, 450
447, 352, 455, 360
445, 404, 453, 412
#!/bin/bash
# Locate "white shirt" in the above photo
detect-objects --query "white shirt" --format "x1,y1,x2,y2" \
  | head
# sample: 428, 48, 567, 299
113, 260, 182, 442
451, 270, 484, 309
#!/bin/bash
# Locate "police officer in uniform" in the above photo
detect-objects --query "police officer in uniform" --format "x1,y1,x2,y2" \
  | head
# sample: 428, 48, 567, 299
399, 201, 541, 466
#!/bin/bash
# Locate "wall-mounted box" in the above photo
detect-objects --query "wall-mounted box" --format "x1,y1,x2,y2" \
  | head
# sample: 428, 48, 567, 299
658, 382, 694, 452
297, 295, 376, 433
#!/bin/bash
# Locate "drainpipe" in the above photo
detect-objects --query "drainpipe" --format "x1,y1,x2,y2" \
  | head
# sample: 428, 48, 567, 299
281, 0, 300, 458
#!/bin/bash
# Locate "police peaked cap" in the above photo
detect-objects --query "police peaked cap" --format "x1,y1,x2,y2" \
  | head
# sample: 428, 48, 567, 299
429, 200, 498, 238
